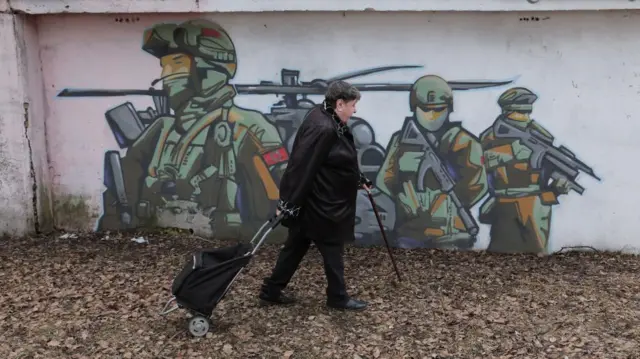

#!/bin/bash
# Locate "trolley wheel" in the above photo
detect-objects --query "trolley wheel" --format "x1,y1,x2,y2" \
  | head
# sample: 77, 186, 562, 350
187, 315, 210, 337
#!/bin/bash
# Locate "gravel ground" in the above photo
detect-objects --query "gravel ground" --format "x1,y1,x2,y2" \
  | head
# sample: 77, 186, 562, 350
1, 231, 639, 359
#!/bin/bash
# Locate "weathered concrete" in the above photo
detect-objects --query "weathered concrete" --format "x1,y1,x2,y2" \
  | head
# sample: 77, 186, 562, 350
16, 13, 54, 233
6, 0, 640, 14
0, 14, 38, 235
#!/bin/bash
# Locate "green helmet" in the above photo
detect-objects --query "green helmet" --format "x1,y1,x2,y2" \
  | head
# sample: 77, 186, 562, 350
409, 75, 454, 112
142, 20, 237, 79
497, 87, 537, 112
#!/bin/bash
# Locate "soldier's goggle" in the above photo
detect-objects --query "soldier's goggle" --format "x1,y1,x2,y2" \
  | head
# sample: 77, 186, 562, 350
417, 104, 448, 113
505, 109, 532, 114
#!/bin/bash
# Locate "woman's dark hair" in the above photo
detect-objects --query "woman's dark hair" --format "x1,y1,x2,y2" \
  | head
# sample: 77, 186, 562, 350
324, 80, 361, 109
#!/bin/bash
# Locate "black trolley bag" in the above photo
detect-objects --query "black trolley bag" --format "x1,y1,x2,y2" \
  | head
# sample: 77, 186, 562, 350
160, 213, 284, 337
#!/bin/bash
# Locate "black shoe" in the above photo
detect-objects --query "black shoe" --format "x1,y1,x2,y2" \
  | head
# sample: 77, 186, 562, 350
327, 298, 368, 311
258, 290, 297, 306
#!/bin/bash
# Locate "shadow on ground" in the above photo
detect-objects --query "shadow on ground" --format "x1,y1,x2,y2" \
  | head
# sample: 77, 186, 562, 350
1, 231, 639, 358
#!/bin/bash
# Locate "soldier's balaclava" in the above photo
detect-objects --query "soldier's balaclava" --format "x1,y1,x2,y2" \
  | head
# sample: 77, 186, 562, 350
504, 111, 531, 122
416, 106, 449, 132
159, 54, 196, 111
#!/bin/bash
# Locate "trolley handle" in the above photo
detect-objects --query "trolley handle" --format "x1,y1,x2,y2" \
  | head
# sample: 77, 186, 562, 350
249, 212, 285, 248
269, 212, 285, 229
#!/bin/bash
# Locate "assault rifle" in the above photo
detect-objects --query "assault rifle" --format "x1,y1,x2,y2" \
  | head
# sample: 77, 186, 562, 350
493, 118, 601, 195
399, 120, 479, 236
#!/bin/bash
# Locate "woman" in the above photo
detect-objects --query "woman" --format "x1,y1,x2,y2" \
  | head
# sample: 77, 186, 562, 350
258, 80, 372, 311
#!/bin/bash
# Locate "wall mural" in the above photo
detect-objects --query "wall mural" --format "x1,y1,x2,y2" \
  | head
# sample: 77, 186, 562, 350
478, 88, 600, 254
57, 19, 601, 254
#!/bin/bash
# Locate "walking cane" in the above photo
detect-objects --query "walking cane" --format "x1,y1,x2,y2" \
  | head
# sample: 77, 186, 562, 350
365, 189, 403, 282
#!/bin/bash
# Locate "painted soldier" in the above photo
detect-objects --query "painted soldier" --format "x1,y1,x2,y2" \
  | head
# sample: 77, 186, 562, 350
376, 75, 488, 249
478, 87, 572, 254
97, 20, 288, 238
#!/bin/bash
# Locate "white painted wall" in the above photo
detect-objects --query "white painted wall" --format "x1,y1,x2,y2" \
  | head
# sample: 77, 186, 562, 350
36, 11, 640, 252
7, 0, 640, 13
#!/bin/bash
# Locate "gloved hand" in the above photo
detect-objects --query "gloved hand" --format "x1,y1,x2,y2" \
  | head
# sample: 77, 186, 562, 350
552, 177, 572, 195
276, 199, 300, 219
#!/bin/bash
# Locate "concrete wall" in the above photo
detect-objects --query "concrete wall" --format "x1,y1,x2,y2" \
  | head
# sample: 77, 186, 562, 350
0, 11, 52, 236
1, 1, 639, 254
32, 11, 640, 254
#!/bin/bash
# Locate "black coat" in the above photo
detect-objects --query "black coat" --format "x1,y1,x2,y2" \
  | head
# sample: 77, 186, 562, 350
277, 104, 371, 243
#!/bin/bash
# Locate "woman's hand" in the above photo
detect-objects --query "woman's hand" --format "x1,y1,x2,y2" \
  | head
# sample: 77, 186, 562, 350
359, 172, 373, 193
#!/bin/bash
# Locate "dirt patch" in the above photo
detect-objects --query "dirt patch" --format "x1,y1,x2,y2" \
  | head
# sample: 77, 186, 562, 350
0, 232, 639, 358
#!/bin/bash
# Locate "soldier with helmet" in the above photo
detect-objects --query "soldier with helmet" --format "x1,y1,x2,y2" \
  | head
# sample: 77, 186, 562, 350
375, 75, 488, 249
478, 87, 572, 254
97, 20, 289, 238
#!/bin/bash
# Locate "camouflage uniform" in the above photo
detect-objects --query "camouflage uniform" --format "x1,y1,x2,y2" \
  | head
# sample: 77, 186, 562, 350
97, 20, 288, 238
479, 87, 571, 254
376, 75, 488, 249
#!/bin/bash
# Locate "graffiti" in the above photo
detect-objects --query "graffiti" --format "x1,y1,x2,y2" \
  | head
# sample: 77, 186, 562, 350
60, 19, 292, 238
55, 19, 426, 238
57, 19, 510, 241
372, 75, 489, 250
478, 87, 601, 254
364, 83, 601, 253
55, 18, 599, 254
